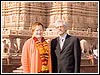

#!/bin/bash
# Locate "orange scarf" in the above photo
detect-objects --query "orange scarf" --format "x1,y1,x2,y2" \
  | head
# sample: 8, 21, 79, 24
33, 37, 49, 73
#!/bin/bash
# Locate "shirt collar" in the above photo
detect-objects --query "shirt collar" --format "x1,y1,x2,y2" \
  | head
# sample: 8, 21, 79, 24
59, 33, 67, 40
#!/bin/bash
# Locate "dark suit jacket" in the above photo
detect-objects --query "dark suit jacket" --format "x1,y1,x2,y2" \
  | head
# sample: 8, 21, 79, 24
50, 34, 81, 73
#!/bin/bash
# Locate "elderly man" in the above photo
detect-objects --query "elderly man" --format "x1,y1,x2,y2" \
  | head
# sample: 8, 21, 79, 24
50, 19, 81, 73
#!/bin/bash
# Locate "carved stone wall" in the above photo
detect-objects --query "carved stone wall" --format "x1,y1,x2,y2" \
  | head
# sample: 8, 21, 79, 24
2, 2, 47, 30
46, 2, 98, 31
2, 2, 98, 31
71, 2, 98, 31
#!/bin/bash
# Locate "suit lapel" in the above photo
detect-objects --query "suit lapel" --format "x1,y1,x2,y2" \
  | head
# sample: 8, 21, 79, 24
55, 37, 61, 56
56, 37, 61, 51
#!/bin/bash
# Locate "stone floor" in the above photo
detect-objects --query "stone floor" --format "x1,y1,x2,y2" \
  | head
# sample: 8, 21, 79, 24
2, 56, 98, 73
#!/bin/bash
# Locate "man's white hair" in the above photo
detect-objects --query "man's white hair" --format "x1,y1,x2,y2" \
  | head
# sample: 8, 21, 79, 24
55, 19, 68, 26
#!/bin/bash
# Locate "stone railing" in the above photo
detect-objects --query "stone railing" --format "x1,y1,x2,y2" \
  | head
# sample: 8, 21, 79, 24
2, 28, 32, 36
44, 31, 58, 38
2, 28, 98, 39
67, 30, 98, 38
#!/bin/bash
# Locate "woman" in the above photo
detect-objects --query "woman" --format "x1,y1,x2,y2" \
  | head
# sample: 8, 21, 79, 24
21, 22, 52, 73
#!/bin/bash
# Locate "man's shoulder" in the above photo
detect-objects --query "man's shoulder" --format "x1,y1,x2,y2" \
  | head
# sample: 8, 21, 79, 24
51, 37, 58, 41
70, 36, 79, 39
50, 37, 58, 44
67, 35, 80, 42
68, 35, 79, 39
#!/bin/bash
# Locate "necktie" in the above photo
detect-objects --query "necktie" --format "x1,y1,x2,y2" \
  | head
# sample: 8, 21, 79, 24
62, 39, 64, 42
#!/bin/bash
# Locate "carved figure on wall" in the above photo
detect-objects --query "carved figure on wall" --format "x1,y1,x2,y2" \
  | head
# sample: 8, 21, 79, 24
2, 40, 9, 53
80, 39, 91, 57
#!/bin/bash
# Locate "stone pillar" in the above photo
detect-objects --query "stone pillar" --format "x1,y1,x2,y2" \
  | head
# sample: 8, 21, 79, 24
16, 38, 20, 52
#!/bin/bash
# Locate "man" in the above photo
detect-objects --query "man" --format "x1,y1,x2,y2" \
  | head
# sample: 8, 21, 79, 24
50, 19, 81, 73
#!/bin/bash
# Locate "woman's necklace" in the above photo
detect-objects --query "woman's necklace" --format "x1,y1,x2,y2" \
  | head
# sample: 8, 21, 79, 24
33, 37, 49, 73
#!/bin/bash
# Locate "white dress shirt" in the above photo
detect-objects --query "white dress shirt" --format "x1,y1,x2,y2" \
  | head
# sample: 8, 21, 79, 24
59, 34, 67, 49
